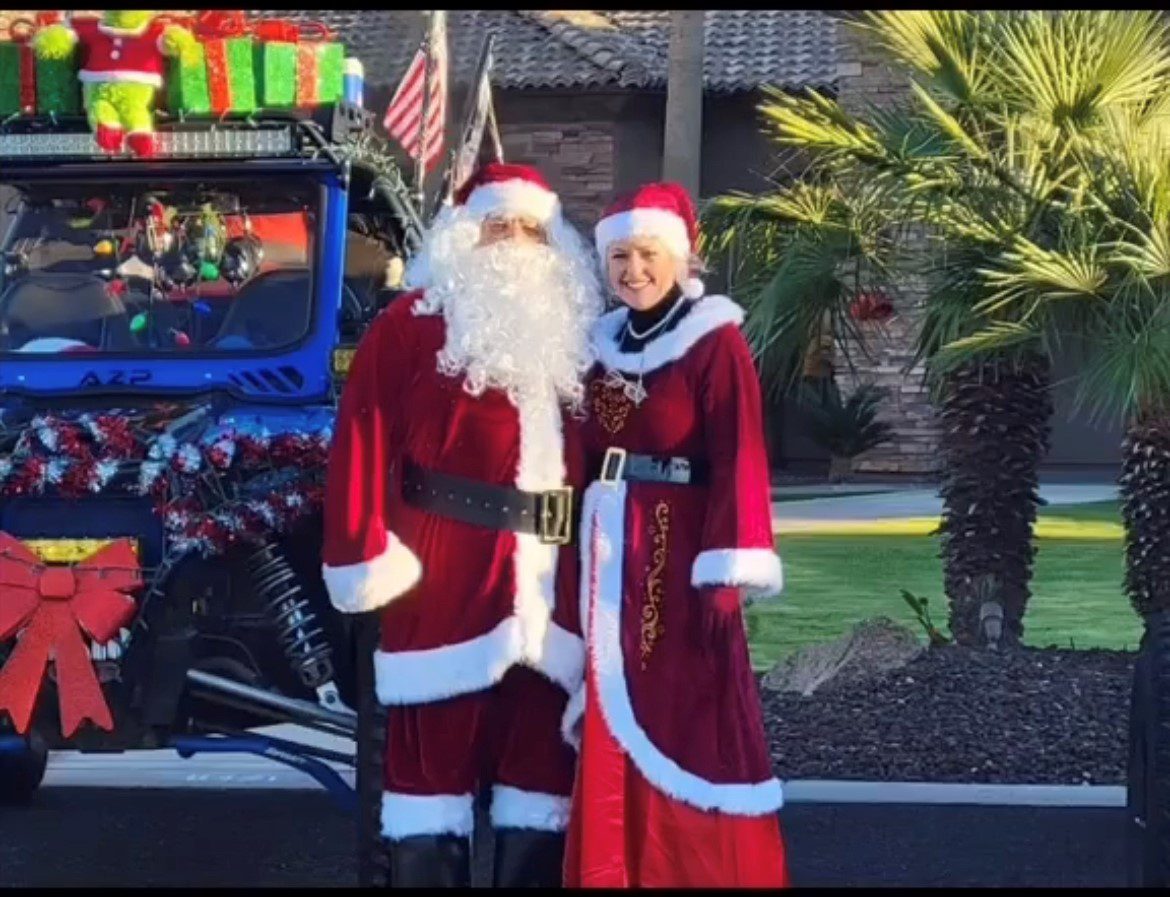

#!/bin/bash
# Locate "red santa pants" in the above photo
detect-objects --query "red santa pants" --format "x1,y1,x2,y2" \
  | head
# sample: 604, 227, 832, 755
564, 661, 791, 887
381, 664, 576, 841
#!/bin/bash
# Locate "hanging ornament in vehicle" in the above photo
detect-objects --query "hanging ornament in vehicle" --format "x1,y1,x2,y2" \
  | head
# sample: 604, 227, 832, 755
135, 199, 176, 264
157, 238, 201, 292
220, 233, 264, 287
130, 313, 148, 334
188, 204, 226, 267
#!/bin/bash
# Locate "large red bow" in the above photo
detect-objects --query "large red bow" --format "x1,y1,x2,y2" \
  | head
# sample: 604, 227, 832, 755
0, 533, 140, 737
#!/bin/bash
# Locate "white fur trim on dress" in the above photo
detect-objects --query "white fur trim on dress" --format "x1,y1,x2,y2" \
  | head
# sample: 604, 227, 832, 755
573, 480, 784, 816
595, 207, 691, 262
693, 548, 784, 600
464, 179, 560, 225
374, 616, 584, 705
381, 791, 475, 841
593, 294, 745, 375
78, 69, 165, 87
561, 685, 586, 752
321, 531, 422, 614
490, 785, 571, 832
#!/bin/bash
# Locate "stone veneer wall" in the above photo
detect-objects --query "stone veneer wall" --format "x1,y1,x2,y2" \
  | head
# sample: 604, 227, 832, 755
498, 122, 616, 232
832, 17, 943, 476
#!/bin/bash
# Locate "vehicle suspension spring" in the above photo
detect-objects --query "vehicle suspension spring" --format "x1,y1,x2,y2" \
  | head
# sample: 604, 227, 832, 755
247, 541, 335, 690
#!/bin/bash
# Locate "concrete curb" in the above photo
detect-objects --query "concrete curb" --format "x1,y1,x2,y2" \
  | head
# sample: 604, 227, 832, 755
42, 754, 1125, 807
781, 780, 1125, 808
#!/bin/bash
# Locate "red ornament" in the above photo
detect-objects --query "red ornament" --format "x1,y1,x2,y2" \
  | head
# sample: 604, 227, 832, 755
0, 533, 140, 737
850, 290, 895, 323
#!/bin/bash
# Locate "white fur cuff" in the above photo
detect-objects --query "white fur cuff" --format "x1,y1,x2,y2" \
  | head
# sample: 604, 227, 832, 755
490, 785, 571, 832
322, 532, 423, 614
381, 791, 475, 840
692, 548, 784, 600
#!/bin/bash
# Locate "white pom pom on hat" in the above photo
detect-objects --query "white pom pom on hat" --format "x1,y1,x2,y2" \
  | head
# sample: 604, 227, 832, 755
595, 182, 705, 299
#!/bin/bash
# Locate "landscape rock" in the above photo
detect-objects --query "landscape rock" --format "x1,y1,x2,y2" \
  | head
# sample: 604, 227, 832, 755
761, 616, 925, 696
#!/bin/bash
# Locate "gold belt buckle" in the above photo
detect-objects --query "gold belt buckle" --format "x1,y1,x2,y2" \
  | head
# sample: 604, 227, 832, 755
538, 487, 574, 545
599, 447, 627, 485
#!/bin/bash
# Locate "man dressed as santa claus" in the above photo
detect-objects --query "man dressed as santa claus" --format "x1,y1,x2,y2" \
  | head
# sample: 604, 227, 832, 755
321, 163, 603, 887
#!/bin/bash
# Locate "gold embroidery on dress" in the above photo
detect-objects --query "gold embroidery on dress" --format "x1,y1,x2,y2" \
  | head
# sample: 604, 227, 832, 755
589, 377, 633, 436
641, 500, 670, 670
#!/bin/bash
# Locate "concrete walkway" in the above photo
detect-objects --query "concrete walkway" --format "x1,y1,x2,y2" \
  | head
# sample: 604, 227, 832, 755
771, 482, 1118, 523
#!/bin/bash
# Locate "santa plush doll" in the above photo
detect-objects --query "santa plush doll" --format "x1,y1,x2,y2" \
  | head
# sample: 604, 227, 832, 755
321, 163, 604, 887
562, 182, 790, 887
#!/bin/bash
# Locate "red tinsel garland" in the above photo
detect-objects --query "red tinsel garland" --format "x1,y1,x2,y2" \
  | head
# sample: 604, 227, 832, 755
0, 413, 331, 559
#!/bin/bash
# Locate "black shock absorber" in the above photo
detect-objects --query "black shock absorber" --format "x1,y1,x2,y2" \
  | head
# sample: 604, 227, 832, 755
247, 541, 335, 691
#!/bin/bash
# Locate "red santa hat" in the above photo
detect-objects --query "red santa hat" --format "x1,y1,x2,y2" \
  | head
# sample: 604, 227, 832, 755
454, 162, 561, 226
594, 182, 705, 300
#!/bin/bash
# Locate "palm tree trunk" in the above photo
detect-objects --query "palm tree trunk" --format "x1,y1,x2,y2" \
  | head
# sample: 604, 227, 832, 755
1120, 417, 1170, 618
937, 353, 1052, 647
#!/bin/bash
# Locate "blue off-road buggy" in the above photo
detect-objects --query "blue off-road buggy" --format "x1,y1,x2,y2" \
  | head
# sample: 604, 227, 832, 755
0, 103, 422, 882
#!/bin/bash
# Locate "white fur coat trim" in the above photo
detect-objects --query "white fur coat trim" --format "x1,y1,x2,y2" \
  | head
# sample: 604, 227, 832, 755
566, 481, 784, 816
692, 548, 784, 600
592, 294, 745, 375
381, 791, 475, 840
490, 785, 571, 832
374, 616, 583, 705
322, 531, 422, 614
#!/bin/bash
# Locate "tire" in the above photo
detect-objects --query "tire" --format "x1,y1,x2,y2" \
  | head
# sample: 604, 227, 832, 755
354, 611, 390, 887
0, 731, 48, 806
1131, 612, 1170, 888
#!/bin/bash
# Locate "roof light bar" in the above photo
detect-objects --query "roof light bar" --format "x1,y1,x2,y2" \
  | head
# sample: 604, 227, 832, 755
0, 127, 296, 160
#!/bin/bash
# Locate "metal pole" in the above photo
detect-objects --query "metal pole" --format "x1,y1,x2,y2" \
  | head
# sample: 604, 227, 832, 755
414, 11, 435, 216
662, 9, 706, 194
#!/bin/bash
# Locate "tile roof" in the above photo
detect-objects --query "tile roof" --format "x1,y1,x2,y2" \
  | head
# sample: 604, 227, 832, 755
251, 10, 840, 93
0, 10, 840, 94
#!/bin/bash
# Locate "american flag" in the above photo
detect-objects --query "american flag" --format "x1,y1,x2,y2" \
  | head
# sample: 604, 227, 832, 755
382, 11, 448, 175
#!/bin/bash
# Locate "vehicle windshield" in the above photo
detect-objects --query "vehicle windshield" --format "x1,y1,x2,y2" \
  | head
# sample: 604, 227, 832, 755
0, 176, 319, 356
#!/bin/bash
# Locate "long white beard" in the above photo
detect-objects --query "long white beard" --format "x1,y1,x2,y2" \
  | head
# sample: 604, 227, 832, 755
412, 211, 603, 411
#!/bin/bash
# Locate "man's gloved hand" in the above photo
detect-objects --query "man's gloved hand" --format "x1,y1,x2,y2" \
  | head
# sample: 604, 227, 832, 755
690, 585, 743, 650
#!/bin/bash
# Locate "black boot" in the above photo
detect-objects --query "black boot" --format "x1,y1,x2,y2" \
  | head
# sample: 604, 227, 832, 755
492, 829, 566, 888
386, 834, 471, 887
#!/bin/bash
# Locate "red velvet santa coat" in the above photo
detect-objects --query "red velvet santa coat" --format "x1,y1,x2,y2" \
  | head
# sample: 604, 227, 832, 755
71, 17, 170, 88
321, 292, 585, 705
564, 294, 784, 816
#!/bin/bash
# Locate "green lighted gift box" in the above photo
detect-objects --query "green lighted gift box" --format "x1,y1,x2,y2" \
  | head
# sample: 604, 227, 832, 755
255, 34, 344, 109
167, 36, 257, 115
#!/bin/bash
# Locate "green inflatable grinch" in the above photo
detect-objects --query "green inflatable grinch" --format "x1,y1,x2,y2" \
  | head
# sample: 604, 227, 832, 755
34, 11, 197, 158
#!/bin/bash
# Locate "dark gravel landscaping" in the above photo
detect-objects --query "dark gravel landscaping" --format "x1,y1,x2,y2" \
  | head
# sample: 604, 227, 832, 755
762, 645, 1134, 785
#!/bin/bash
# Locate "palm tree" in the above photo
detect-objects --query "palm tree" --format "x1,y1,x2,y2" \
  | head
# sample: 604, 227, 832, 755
943, 79, 1170, 889
703, 10, 1170, 647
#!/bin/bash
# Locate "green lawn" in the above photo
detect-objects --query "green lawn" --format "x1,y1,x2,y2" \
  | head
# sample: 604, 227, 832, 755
747, 499, 1140, 670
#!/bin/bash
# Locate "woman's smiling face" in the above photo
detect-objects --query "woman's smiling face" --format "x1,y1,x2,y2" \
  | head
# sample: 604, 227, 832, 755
605, 236, 679, 311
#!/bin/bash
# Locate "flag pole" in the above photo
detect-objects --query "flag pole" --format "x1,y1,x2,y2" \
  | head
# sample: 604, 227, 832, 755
441, 33, 495, 210
414, 11, 435, 219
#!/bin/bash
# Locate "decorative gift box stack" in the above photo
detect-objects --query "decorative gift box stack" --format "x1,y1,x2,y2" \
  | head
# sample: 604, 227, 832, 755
0, 10, 347, 119
0, 11, 82, 116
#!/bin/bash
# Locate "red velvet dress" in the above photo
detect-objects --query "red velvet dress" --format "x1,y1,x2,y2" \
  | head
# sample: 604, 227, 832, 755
562, 294, 789, 887
321, 292, 584, 840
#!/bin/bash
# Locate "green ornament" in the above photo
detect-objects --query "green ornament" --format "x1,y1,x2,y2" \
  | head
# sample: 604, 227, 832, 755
200, 261, 220, 281
130, 313, 147, 333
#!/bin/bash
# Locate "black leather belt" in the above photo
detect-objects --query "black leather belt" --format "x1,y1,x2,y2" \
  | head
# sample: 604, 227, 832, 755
598, 448, 709, 486
401, 459, 575, 545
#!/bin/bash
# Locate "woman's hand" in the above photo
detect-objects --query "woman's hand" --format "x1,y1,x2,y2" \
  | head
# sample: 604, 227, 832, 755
690, 585, 742, 650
